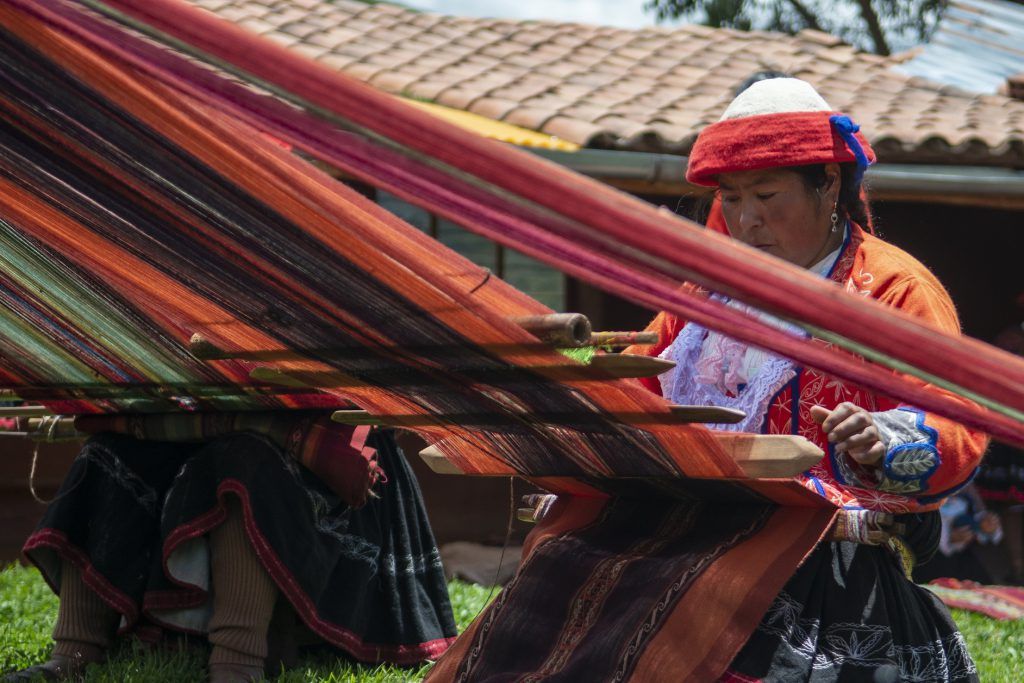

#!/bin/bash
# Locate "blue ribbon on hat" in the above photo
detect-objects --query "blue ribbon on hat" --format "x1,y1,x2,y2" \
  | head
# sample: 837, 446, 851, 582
829, 114, 870, 187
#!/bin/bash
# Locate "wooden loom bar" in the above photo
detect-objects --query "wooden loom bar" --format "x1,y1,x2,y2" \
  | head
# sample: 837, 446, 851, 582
510, 314, 591, 347
189, 327, 655, 362
419, 433, 824, 480
589, 331, 659, 347
0, 416, 82, 441
328, 405, 746, 427
0, 405, 52, 417
248, 355, 676, 388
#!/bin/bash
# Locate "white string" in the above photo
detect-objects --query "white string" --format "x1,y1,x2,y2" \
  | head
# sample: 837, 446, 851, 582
27, 415, 62, 504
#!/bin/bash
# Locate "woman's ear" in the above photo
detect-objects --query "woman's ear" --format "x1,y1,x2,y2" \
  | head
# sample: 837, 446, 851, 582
823, 163, 841, 203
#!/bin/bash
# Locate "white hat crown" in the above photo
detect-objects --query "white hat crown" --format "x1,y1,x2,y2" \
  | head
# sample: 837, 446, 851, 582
719, 78, 832, 121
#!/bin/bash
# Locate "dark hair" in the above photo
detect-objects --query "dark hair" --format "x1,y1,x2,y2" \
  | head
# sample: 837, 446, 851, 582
790, 163, 871, 230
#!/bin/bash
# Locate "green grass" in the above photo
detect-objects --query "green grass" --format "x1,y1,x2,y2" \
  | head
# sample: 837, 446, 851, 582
0, 564, 494, 682
946, 607, 1024, 682
2, 564, 1022, 680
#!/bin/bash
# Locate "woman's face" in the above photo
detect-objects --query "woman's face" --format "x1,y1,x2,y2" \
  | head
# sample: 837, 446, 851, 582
717, 166, 839, 268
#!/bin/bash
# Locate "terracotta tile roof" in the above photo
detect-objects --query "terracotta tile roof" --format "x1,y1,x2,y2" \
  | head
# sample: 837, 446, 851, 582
189, 0, 1024, 167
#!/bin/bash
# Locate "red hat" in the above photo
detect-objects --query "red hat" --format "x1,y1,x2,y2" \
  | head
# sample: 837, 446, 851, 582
686, 78, 875, 187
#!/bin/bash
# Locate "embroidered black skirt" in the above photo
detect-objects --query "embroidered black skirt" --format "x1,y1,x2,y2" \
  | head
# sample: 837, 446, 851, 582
23, 428, 457, 665
726, 514, 977, 682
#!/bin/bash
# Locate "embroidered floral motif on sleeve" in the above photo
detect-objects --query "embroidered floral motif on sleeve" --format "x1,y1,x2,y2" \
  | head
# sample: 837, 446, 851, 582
872, 408, 941, 494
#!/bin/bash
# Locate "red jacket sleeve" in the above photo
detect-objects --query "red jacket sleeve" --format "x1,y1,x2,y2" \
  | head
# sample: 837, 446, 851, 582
868, 277, 989, 499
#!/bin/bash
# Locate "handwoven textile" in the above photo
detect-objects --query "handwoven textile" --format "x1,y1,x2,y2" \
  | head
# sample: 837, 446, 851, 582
427, 496, 835, 682
924, 579, 1024, 621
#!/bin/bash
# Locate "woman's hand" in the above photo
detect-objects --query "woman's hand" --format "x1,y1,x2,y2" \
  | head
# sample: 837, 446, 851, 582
810, 403, 886, 466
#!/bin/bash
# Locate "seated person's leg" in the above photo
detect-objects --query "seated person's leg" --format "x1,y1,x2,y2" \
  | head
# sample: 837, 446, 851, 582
207, 495, 277, 683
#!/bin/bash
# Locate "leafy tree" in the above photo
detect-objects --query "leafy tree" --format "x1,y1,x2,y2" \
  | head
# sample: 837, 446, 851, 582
643, 0, 948, 56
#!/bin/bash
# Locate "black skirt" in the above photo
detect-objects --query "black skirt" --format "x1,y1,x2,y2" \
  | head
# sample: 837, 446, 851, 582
23, 428, 457, 665
726, 516, 978, 682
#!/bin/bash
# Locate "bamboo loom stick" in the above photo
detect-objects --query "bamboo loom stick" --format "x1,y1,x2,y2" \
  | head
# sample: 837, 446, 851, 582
419, 433, 823, 480
0, 405, 52, 418
190, 327, 653, 363
510, 314, 591, 347
589, 331, 659, 347
328, 404, 746, 427
248, 355, 675, 390
0, 416, 83, 441
588, 354, 675, 378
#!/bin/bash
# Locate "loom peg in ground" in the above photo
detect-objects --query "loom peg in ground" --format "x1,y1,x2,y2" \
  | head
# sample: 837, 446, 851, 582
419, 433, 823, 479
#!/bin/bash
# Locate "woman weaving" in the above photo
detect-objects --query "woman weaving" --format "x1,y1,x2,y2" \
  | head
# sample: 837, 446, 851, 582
628, 78, 988, 681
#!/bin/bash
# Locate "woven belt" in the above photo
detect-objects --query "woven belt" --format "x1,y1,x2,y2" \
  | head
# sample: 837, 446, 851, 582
829, 508, 915, 578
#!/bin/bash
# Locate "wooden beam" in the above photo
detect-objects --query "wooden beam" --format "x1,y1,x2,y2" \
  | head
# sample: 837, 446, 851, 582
249, 354, 674, 389
510, 313, 591, 347
329, 404, 744, 427
710, 433, 823, 478
419, 446, 465, 474
589, 331, 659, 347
419, 433, 822, 480
191, 327, 660, 362
0, 406, 52, 418
0, 416, 83, 441
669, 405, 744, 424
588, 354, 674, 378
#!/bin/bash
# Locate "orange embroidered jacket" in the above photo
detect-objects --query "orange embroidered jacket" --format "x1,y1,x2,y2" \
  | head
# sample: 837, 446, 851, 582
628, 223, 988, 513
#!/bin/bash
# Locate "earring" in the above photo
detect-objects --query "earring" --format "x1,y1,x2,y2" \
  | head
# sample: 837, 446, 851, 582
830, 206, 839, 233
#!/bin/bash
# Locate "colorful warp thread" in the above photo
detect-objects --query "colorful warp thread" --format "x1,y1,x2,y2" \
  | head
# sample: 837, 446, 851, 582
0, 3, 839, 677
0, 1, 838, 495
17, 0, 1021, 446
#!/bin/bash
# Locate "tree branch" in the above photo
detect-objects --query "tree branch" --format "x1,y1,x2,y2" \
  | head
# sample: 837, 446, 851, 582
854, 0, 891, 55
783, 0, 824, 31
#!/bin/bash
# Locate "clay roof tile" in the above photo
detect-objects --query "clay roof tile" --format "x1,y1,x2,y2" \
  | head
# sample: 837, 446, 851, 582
202, 0, 1024, 166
